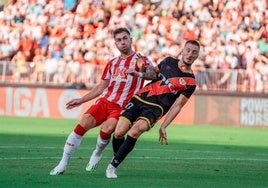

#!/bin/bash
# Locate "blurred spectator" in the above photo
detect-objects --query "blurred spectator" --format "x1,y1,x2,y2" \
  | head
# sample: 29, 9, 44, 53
44, 53, 58, 83
252, 57, 267, 92
53, 57, 68, 84
193, 60, 209, 90
258, 37, 268, 54
64, 0, 77, 11
18, 34, 37, 61
12, 9, 25, 24
0, 38, 15, 60
31, 48, 46, 83
66, 54, 81, 83
11, 51, 29, 82
0, 0, 266, 93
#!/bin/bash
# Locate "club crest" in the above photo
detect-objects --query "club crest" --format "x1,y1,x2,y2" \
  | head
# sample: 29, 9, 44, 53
179, 78, 186, 85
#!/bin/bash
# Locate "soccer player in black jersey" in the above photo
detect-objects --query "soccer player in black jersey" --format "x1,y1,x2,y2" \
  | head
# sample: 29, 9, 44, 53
106, 40, 200, 178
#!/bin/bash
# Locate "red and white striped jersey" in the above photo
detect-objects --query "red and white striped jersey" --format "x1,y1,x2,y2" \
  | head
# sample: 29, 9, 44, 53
100, 52, 153, 107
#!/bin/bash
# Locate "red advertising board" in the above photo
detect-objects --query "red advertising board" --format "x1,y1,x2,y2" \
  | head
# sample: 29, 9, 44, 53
1, 86, 267, 127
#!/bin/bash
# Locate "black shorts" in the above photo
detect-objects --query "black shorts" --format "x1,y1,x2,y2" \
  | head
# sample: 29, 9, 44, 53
120, 95, 164, 128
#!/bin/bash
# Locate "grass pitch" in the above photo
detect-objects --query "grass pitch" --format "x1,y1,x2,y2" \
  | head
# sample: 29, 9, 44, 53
0, 116, 268, 188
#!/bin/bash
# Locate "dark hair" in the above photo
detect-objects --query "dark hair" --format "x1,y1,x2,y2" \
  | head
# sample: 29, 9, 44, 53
113, 27, 131, 38
185, 40, 200, 49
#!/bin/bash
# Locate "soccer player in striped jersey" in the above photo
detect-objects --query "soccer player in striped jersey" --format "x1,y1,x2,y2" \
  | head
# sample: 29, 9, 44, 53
105, 40, 200, 178
50, 27, 154, 175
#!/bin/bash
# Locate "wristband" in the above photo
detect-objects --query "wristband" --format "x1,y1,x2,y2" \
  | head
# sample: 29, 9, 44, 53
138, 72, 143, 77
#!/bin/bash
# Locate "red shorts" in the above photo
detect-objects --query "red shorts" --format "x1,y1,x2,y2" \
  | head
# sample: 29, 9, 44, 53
85, 98, 122, 126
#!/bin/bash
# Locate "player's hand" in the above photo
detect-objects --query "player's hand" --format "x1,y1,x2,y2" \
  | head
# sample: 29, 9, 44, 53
136, 53, 145, 71
159, 126, 168, 145
126, 68, 138, 76
66, 98, 82, 109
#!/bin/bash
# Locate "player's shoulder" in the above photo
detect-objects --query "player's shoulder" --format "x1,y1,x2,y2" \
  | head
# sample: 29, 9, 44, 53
168, 56, 178, 62
162, 56, 178, 64
108, 56, 119, 64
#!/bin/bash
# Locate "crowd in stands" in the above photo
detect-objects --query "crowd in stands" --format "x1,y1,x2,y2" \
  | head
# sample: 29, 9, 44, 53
0, 0, 267, 91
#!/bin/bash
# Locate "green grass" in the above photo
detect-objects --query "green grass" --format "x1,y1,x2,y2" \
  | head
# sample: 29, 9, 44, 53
1, 116, 268, 188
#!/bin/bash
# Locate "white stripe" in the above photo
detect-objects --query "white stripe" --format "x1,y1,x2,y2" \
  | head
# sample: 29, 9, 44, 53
1, 156, 268, 162
100, 58, 118, 98
1, 146, 268, 157
1, 145, 267, 162
106, 58, 125, 102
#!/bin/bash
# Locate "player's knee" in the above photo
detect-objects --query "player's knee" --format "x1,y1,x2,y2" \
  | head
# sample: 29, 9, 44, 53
128, 124, 148, 138
80, 114, 96, 130
113, 130, 125, 139
100, 126, 115, 135
101, 121, 117, 134
128, 129, 142, 138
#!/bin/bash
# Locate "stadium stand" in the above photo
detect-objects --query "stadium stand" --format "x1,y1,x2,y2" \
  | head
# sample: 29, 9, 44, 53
0, 0, 267, 92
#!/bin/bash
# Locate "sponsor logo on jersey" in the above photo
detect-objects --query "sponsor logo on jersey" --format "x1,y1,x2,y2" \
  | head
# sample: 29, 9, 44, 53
112, 67, 127, 81
158, 73, 178, 94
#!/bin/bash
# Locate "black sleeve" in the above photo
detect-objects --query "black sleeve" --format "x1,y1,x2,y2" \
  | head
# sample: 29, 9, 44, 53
158, 56, 172, 69
181, 85, 196, 99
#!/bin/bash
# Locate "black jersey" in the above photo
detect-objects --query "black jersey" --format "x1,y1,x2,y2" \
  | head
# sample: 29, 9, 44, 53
136, 56, 196, 114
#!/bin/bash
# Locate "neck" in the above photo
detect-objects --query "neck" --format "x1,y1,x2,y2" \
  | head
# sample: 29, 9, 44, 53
120, 50, 134, 58
178, 61, 192, 73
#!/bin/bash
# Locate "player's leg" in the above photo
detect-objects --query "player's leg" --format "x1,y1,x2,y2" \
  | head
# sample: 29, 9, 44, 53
106, 103, 163, 178
50, 113, 97, 175
106, 118, 133, 178
112, 98, 141, 155
112, 117, 132, 154
106, 97, 143, 178
106, 118, 149, 178
86, 101, 121, 172
86, 117, 117, 172
114, 118, 150, 162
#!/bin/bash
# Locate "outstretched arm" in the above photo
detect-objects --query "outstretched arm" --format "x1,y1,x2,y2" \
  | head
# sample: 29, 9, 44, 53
66, 80, 109, 109
159, 94, 188, 145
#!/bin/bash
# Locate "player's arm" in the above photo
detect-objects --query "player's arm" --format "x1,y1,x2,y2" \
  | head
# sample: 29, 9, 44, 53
159, 94, 189, 145
126, 53, 158, 80
126, 64, 158, 80
125, 65, 157, 80
138, 65, 158, 80
66, 80, 109, 109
